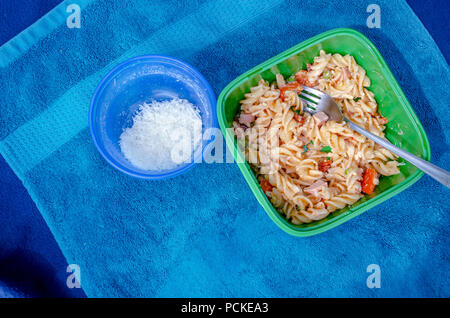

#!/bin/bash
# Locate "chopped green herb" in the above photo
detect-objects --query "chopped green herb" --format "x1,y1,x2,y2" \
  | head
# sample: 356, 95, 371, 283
320, 146, 332, 153
296, 205, 301, 211
287, 75, 296, 82
323, 70, 332, 80
309, 140, 314, 145
353, 97, 361, 102
345, 168, 351, 175
290, 106, 300, 114
302, 144, 308, 153
326, 156, 331, 161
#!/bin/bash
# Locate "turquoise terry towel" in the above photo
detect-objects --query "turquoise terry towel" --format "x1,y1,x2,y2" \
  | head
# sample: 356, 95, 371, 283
0, 0, 449, 297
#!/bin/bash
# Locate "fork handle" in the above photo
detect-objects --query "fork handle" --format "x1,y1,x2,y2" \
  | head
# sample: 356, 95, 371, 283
344, 118, 450, 188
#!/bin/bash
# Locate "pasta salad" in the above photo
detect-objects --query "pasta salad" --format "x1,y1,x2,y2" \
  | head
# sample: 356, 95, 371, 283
233, 50, 401, 224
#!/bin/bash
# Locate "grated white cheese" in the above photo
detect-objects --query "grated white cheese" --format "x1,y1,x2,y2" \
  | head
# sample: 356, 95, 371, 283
119, 98, 202, 171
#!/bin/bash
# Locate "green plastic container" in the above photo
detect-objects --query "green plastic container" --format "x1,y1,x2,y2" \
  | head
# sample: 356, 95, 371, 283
217, 28, 431, 237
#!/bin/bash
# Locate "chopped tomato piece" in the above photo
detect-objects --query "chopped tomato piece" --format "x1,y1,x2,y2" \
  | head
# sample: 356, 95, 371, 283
295, 70, 316, 87
361, 168, 377, 194
293, 114, 305, 125
260, 179, 273, 193
280, 82, 302, 101
318, 160, 332, 173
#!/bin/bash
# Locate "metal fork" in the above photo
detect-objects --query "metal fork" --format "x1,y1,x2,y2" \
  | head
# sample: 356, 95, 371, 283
298, 86, 450, 188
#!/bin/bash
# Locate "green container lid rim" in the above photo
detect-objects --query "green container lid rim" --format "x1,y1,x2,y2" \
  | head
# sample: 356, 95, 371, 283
217, 28, 431, 237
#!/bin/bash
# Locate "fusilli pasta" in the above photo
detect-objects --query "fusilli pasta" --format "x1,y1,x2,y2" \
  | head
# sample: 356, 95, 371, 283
233, 50, 401, 224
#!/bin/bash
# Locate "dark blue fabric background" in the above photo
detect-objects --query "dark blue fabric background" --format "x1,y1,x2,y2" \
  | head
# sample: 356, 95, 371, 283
0, 0, 448, 298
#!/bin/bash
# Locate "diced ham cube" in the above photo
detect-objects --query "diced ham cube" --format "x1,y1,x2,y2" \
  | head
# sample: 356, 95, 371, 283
238, 113, 256, 127
295, 130, 309, 145
233, 120, 246, 139
276, 74, 286, 89
298, 135, 309, 146
234, 126, 244, 139
304, 180, 327, 195
313, 111, 329, 126
342, 67, 352, 80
